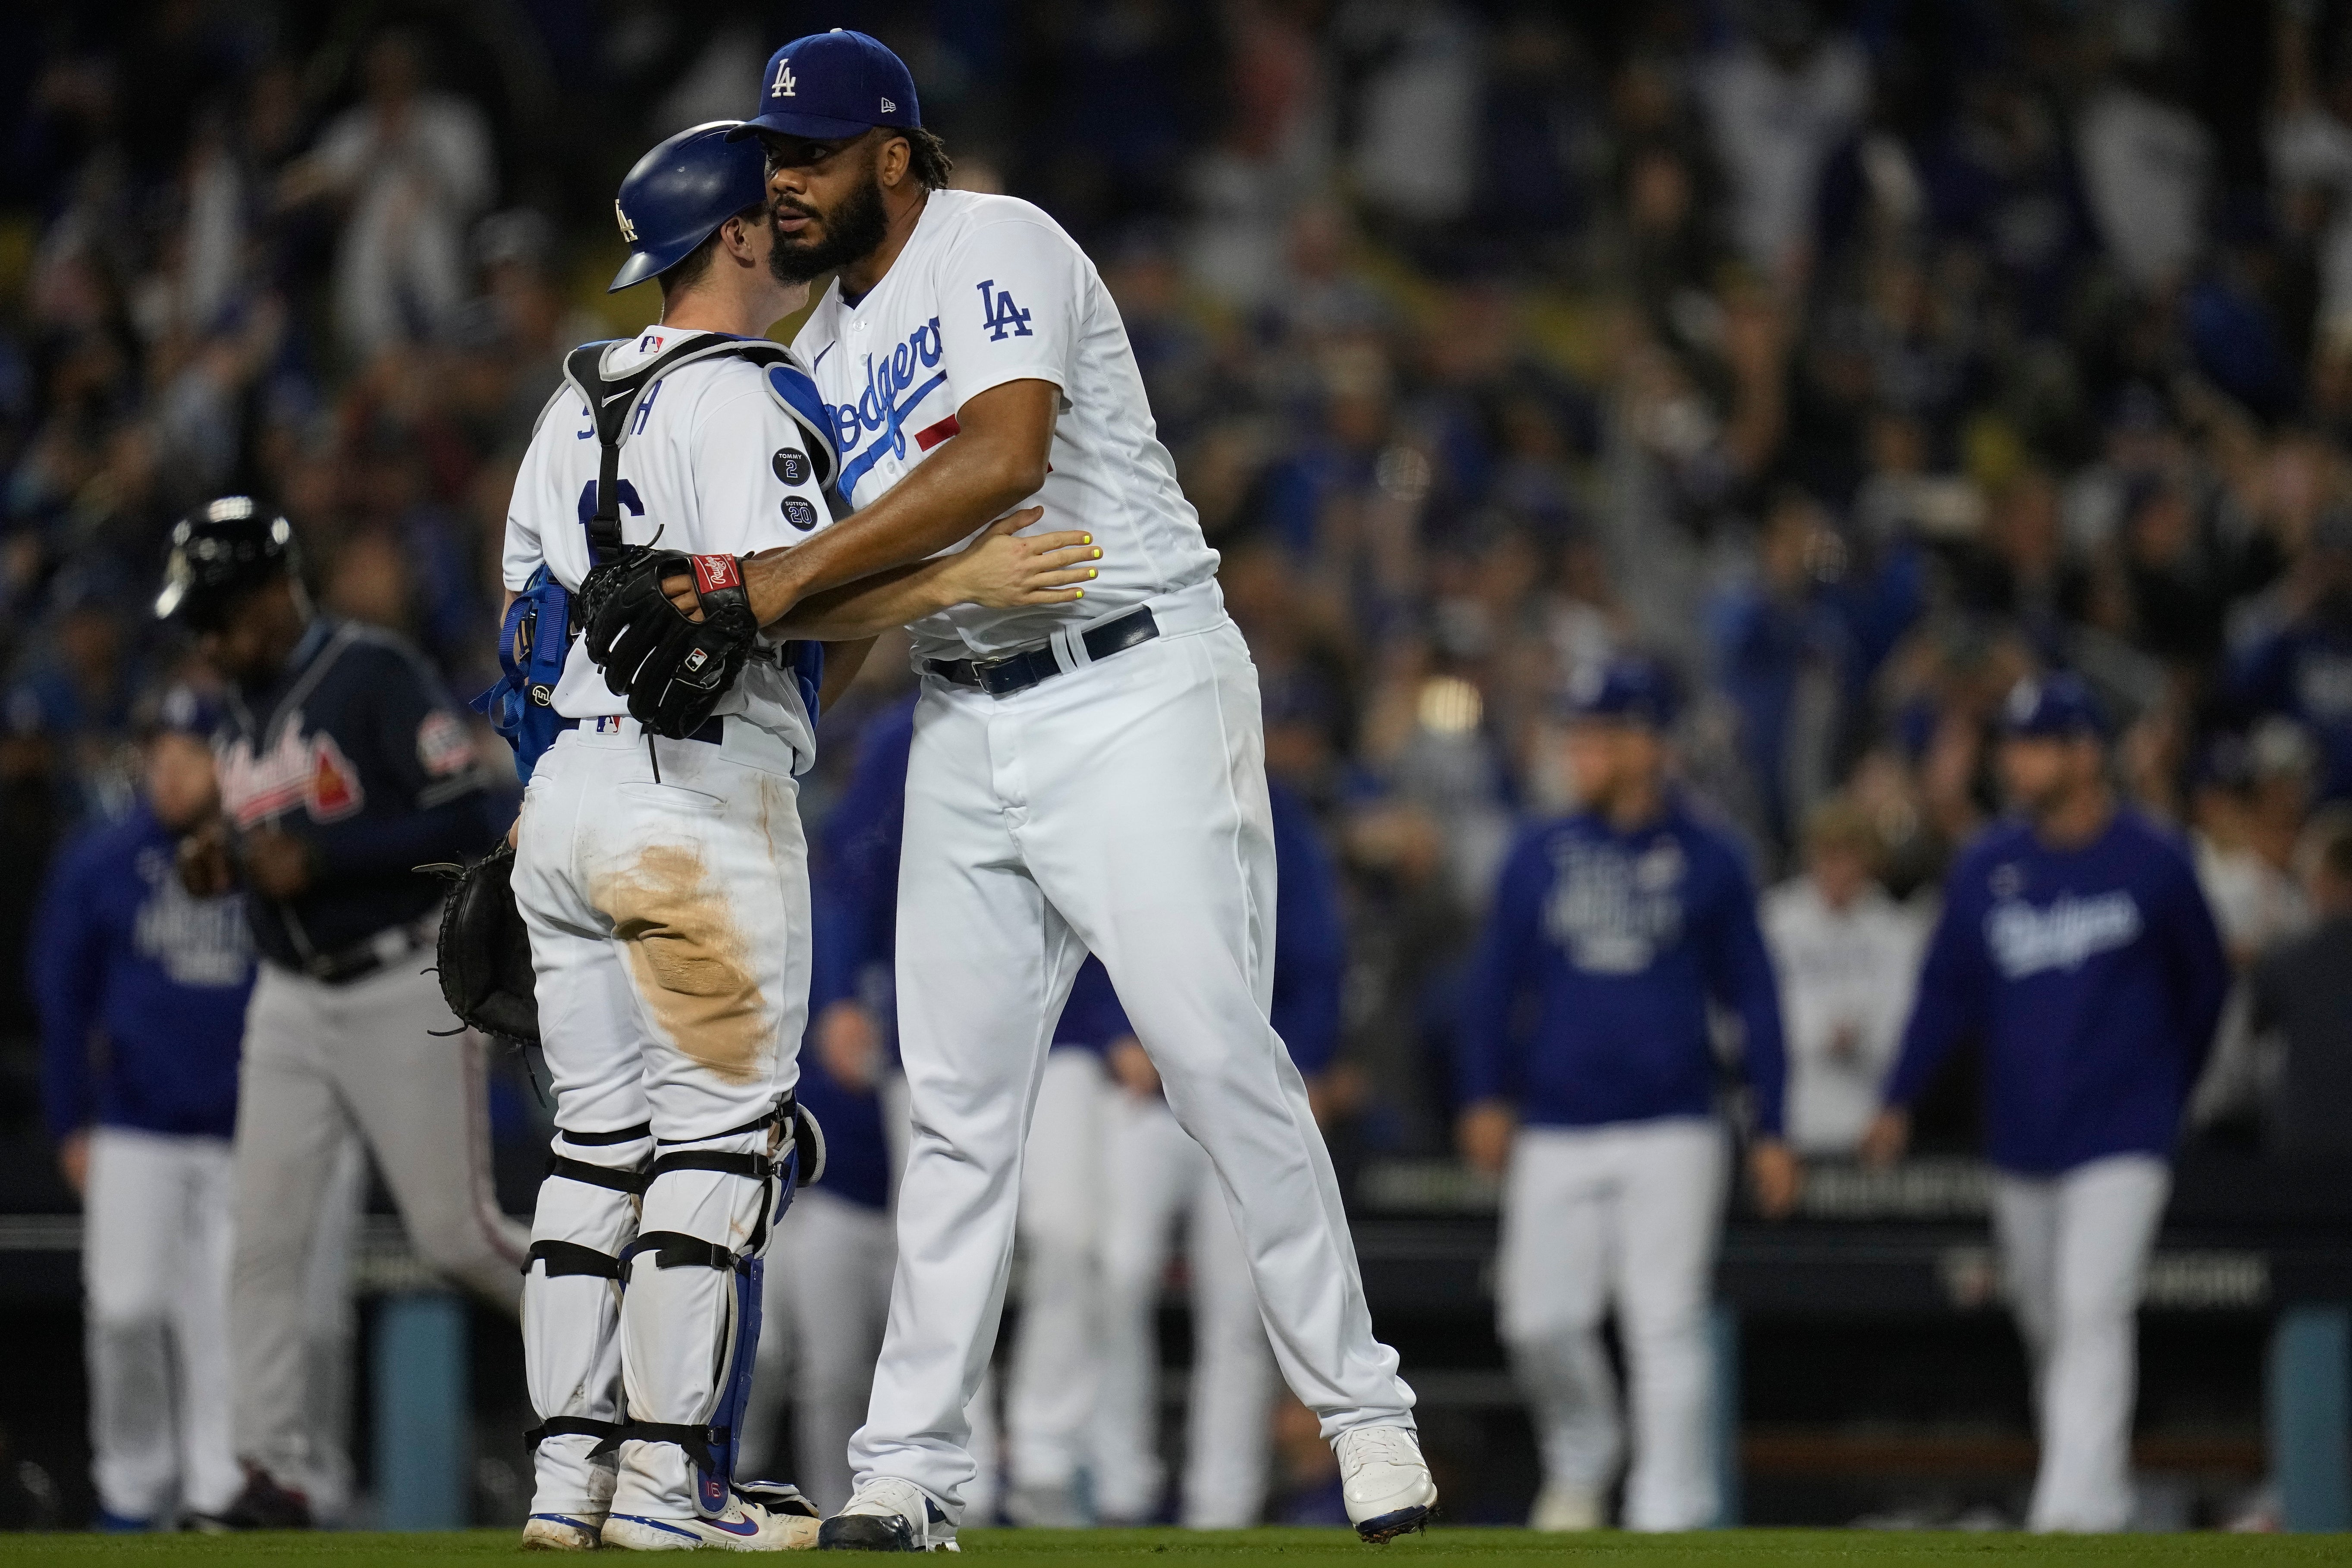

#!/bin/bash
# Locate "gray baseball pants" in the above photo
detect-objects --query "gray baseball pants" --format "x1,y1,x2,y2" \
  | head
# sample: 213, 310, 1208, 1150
229, 956, 528, 1486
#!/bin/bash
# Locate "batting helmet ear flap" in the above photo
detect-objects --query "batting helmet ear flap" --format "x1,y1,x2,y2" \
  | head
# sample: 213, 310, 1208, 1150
763, 358, 838, 490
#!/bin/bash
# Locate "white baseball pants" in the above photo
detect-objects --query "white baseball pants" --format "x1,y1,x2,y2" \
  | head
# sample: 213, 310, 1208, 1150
1093, 1094, 1276, 1528
1498, 1118, 1726, 1532
1993, 1154, 2170, 1533
854, 598, 1412, 1515
743, 1188, 898, 1514
514, 720, 810, 1520
229, 958, 527, 1486
1005, 1047, 1109, 1497
82, 1128, 242, 1521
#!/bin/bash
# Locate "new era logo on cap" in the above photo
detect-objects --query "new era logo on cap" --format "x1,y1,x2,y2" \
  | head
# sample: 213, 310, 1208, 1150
741, 30, 920, 142
693, 554, 741, 594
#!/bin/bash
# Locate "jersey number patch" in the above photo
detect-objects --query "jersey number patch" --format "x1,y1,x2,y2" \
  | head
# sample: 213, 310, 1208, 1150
977, 279, 1033, 342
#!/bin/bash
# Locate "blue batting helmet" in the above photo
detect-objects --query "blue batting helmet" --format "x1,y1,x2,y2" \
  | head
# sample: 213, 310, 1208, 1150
609, 122, 771, 293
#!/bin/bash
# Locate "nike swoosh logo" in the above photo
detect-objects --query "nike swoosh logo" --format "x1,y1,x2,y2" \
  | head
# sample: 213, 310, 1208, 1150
602, 390, 635, 405
708, 1517, 760, 1536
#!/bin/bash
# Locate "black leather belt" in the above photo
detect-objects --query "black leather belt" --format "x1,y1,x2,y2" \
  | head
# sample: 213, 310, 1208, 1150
926, 608, 1160, 698
304, 918, 434, 986
556, 715, 726, 744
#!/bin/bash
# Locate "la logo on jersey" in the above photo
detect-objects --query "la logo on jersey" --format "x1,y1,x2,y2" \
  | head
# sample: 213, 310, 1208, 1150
615, 201, 637, 243
772, 57, 797, 97
977, 279, 1033, 341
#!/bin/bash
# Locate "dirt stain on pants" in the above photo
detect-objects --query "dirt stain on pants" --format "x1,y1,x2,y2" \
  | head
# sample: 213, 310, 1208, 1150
593, 842, 770, 1084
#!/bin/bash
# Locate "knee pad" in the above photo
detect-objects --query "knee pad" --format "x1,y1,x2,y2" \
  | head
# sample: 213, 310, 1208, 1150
607, 1100, 812, 1515
524, 1122, 652, 1464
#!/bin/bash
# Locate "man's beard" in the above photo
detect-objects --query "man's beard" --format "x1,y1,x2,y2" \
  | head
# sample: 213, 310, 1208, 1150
769, 172, 889, 284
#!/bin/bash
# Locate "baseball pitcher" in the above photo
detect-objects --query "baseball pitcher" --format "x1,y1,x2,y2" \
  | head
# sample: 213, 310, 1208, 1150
581, 30, 1433, 1549
502, 121, 1098, 1551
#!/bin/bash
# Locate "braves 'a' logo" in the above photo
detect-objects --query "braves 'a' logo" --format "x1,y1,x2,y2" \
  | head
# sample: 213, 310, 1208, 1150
219, 719, 367, 826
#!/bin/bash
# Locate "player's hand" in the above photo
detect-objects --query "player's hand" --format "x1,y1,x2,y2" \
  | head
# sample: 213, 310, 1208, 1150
178, 818, 236, 897
816, 1000, 881, 1091
57, 1129, 89, 1197
1457, 1100, 1516, 1178
241, 827, 317, 900
1860, 1106, 1911, 1170
1108, 1037, 1160, 1100
939, 509, 1099, 609
1748, 1137, 1802, 1220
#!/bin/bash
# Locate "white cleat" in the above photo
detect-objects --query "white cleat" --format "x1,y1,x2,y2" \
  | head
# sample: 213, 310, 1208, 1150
1528, 1480, 1603, 1532
815, 1477, 958, 1552
1335, 1424, 1437, 1543
524, 1511, 608, 1550
602, 1493, 820, 1551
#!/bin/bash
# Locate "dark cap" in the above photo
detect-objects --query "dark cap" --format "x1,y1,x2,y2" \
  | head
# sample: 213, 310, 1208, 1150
1561, 654, 1680, 729
2000, 672, 2107, 741
154, 496, 299, 631
735, 30, 920, 143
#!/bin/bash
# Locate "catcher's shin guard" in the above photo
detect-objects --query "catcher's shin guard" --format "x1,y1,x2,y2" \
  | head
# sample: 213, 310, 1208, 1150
523, 1123, 652, 1516
606, 1108, 798, 1518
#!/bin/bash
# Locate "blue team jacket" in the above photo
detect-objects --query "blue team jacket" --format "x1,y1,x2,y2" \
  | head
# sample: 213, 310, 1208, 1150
1456, 797, 1789, 1135
1885, 808, 2229, 1175
34, 802, 255, 1142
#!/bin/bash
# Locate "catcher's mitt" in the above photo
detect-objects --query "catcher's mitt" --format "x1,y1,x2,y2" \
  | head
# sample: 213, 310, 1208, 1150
419, 842, 539, 1046
581, 549, 760, 739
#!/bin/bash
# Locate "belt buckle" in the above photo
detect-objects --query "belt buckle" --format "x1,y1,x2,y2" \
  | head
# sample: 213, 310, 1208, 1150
970, 650, 1030, 697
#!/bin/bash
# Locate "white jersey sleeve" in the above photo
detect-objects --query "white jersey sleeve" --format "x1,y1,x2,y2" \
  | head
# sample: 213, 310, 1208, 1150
933, 214, 1086, 408
501, 389, 571, 592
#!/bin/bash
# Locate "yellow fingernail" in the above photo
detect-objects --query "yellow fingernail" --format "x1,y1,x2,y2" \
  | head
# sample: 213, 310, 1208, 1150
1092, 548, 1102, 559
1088, 569, 1098, 578
1075, 588, 1085, 598
1083, 535, 1093, 544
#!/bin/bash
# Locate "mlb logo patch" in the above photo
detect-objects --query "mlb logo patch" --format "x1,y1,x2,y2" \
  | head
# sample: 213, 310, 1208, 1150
693, 554, 741, 594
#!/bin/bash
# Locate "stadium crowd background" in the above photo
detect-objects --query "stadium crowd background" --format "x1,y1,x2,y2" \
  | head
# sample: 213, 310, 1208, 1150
5, 0, 2352, 1533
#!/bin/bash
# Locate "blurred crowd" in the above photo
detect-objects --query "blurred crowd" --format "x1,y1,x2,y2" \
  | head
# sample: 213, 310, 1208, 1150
8, 0, 2352, 1170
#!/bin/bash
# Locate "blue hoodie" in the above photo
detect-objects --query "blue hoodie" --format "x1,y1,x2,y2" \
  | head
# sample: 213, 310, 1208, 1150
1885, 808, 2228, 1174
35, 802, 254, 1141
1456, 795, 1788, 1134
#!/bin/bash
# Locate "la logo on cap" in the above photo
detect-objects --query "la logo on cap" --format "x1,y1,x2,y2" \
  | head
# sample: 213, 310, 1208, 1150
771, 57, 796, 97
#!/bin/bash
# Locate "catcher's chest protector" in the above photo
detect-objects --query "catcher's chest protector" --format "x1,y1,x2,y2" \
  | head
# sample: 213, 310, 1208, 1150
475, 332, 838, 783
475, 566, 572, 785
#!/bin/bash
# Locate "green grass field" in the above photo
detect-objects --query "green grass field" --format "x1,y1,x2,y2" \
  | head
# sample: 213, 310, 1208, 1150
0, 1529, 2342, 1565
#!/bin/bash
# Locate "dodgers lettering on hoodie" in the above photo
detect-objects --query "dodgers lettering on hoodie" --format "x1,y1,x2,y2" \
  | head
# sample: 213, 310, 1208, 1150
1884, 808, 2229, 1174
1457, 796, 1788, 1134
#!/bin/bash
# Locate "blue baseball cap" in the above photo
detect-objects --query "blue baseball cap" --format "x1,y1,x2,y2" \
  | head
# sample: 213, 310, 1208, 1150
1561, 655, 1680, 729
609, 122, 771, 292
735, 30, 920, 143
151, 682, 223, 740
2001, 673, 2107, 741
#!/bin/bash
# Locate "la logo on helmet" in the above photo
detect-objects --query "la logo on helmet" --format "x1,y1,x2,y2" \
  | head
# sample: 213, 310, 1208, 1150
772, 57, 797, 97
614, 201, 637, 243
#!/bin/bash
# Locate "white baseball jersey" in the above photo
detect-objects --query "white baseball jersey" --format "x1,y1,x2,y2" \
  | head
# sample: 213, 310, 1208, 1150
793, 189, 1219, 661
1760, 877, 1930, 1154
503, 326, 838, 769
